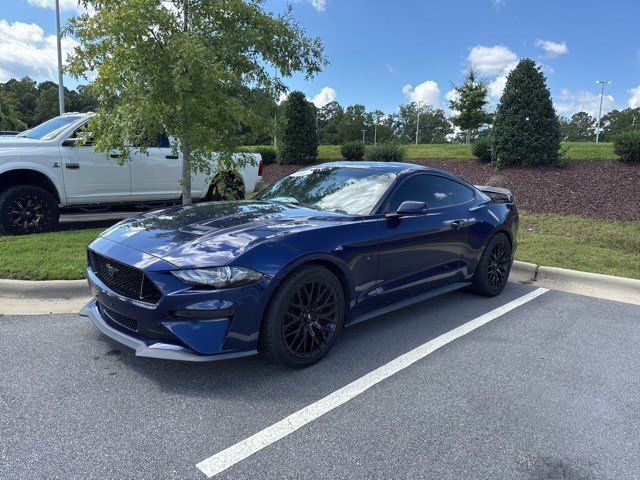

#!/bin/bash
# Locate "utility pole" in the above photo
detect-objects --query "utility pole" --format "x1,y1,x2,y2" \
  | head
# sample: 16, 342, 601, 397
415, 102, 423, 145
595, 80, 611, 143
362, 129, 366, 143
55, 0, 65, 115
374, 123, 378, 145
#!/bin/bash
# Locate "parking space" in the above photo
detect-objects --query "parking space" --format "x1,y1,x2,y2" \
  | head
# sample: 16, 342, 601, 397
1, 283, 639, 479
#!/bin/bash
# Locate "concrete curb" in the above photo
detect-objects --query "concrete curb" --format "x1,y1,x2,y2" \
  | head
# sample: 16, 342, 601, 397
0, 278, 90, 300
1, 261, 639, 315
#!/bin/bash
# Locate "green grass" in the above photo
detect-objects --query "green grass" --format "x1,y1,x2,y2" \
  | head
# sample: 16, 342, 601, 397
0, 228, 102, 280
0, 212, 638, 281
517, 213, 640, 279
314, 142, 617, 160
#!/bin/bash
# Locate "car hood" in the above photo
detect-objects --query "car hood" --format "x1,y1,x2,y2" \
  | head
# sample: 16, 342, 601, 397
99, 200, 355, 269
0, 136, 42, 149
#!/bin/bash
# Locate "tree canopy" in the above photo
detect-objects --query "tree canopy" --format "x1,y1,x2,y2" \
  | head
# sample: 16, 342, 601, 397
67, 0, 326, 203
448, 69, 492, 143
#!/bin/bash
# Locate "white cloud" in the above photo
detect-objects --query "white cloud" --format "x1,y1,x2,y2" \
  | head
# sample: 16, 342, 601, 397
535, 39, 568, 57
629, 86, 640, 108
309, 0, 326, 11
467, 45, 517, 76
492, 0, 506, 10
402, 80, 441, 108
385, 65, 396, 75
554, 88, 616, 118
310, 86, 336, 107
0, 19, 78, 81
27, 0, 82, 11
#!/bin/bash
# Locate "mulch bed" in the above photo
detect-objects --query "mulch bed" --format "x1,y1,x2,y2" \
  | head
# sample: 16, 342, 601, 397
262, 159, 640, 221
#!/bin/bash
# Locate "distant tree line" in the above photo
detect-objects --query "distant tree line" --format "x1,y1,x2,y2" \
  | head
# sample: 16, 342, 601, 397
0, 76, 98, 131
560, 108, 640, 142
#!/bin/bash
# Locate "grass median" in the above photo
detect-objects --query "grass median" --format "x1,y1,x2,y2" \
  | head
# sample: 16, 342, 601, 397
315, 142, 616, 160
0, 213, 638, 281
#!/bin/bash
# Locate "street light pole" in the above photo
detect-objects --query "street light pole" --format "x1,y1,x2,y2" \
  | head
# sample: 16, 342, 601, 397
415, 110, 420, 145
55, 0, 65, 115
374, 123, 377, 145
595, 80, 611, 143
362, 129, 366, 143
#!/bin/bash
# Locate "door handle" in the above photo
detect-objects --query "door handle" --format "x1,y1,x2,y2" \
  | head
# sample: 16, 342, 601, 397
65, 163, 80, 170
450, 220, 466, 229
165, 155, 179, 159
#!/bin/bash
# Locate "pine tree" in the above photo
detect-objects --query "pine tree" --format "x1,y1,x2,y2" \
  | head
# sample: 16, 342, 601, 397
448, 69, 492, 143
280, 91, 319, 164
493, 59, 562, 167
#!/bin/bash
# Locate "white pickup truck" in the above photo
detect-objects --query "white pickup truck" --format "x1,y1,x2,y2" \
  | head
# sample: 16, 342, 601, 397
0, 113, 263, 235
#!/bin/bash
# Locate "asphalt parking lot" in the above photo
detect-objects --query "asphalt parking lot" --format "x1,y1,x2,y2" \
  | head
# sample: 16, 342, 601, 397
2, 282, 640, 479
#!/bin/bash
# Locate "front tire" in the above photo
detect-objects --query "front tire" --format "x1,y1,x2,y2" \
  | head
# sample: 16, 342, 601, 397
261, 266, 345, 368
0, 185, 60, 235
470, 233, 512, 297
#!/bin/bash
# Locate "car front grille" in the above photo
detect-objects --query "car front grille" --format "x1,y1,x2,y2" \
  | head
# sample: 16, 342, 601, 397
88, 251, 162, 303
99, 303, 139, 333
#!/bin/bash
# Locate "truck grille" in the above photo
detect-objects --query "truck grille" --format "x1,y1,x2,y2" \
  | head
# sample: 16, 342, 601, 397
88, 251, 162, 303
99, 303, 139, 333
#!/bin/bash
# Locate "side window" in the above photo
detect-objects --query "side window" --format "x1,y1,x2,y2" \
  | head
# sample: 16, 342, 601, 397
67, 124, 93, 146
156, 133, 170, 148
452, 182, 475, 204
386, 175, 455, 211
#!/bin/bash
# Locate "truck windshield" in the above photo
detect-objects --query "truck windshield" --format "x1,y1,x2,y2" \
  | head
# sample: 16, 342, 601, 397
17, 115, 86, 140
256, 166, 397, 215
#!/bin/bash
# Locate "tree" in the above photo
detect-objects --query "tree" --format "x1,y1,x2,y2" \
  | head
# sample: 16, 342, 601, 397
395, 103, 451, 143
559, 111, 596, 141
33, 81, 63, 125
600, 108, 640, 142
0, 91, 26, 131
317, 101, 343, 145
448, 69, 492, 143
279, 91, 318, 163
493, 59, 562, 167
336, 104, 372, 143
1, 77, 38, 127
371, 109, 395, 144
67, 0, 326, 204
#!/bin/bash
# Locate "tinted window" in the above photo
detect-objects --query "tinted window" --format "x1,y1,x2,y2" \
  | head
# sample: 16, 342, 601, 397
156, 134, 170, 148
453, 182, 475, 204
17, 115, 85, 140
387, 175, 455, 211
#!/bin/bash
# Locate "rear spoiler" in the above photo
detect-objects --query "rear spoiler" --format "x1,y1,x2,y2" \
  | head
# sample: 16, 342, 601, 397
474, 185, 514, 203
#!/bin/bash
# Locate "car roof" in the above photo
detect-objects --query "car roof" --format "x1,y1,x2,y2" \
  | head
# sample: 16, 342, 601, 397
311, 161, 459, 180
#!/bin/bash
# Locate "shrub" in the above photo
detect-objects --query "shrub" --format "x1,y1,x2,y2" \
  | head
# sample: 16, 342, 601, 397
472, 136, 493, 163
252, 146, 277, 165
364, 143, 407, 162
279, 91, 318, 164
493, 59, 563, 168
340, 141, 365, 160
614, 130, 640, 162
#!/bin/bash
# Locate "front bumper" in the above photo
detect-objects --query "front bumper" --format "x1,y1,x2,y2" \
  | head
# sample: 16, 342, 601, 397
80, 298, 257, 362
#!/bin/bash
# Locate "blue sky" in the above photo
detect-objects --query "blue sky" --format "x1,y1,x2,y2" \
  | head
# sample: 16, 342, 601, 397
3, 0, 640, 118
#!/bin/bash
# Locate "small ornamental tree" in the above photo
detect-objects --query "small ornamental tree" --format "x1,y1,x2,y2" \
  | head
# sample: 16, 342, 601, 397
493, 59, 562, 168
279, 91, 318, 164
67, 0, 326, 204
448, 69, 492, 143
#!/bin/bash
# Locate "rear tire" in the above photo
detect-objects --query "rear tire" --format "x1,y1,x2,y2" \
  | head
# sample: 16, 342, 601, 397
0, 185, 59, 235
261, 266, 345, 368
470, 233, 512, 297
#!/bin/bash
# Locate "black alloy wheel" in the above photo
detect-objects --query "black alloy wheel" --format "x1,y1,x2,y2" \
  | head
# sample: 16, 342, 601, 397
261, 265, 345, 368
0, 185, 59, 235
282, 279, 340, 359
471, 233, 512, 297
487, 240, 511, 290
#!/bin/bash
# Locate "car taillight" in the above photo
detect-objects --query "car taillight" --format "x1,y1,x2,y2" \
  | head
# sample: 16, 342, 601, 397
257, 160, 264, 177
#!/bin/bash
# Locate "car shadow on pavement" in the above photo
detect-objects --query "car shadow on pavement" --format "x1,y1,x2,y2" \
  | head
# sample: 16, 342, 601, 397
92, 282, 536, 403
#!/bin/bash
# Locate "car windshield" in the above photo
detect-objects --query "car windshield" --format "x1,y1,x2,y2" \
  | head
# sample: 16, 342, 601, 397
17, 115, 86, 140
256, 166, 397, 215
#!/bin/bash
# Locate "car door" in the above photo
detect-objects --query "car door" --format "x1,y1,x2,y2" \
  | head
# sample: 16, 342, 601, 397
376, 174, 467, 306
130, 134, 182, 201
59, 124, 132, 204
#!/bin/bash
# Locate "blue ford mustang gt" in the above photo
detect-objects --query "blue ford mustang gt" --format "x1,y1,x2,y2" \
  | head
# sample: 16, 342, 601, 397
81, 161, 517, 368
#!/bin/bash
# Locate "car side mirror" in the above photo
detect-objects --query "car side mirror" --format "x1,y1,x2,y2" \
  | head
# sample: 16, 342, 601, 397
386, 201, 428, 219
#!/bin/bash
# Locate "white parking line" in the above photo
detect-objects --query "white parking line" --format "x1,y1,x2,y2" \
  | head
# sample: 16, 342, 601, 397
196, 287, 549, 478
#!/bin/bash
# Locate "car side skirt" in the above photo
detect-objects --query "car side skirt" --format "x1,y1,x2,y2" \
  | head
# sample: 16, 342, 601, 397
346, 281, 471, 327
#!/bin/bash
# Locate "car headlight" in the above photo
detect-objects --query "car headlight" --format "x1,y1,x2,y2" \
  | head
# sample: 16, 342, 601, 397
171, 266, 263, 288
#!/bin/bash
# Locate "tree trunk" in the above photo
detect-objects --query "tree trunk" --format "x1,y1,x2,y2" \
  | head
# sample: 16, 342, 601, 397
181, 141, 192, 205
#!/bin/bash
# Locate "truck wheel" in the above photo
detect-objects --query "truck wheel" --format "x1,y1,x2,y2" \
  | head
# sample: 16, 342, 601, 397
207, 172, 245, 201
0, 185, 60, 235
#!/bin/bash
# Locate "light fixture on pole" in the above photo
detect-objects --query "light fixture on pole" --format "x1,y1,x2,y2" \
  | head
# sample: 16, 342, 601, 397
595, 80, 611, 143
55, 0, 65, 115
